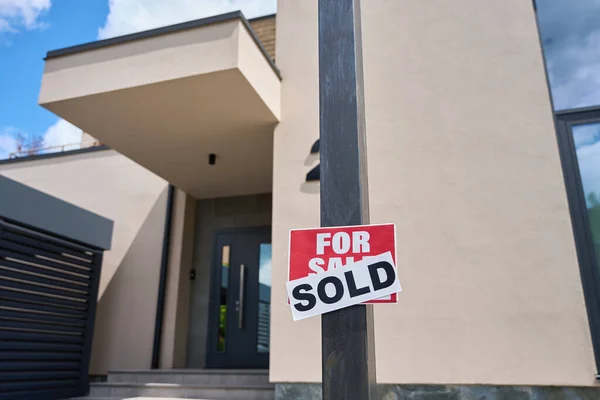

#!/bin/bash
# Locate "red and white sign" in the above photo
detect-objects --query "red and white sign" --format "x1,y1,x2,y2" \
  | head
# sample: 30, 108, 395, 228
288, 223, 398, 304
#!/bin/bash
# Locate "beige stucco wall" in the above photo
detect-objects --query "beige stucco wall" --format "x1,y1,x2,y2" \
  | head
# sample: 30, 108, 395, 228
270, 0, 596, 386
39, 21, 240, 104
91, 187, 167, 373
0, 149, 168, 374
160, 189, 197, 369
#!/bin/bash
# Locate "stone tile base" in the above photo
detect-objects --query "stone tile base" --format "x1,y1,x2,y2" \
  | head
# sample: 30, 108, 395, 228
275, 383, 600, 400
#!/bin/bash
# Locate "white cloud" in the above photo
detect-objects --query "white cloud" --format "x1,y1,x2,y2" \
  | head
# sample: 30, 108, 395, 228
98, 0, 276, 39
0, 120, 83, 160
573, 123, 600, 149
0, 0, 51, 33
42, 119, 82, 152
0, 129, 18, 159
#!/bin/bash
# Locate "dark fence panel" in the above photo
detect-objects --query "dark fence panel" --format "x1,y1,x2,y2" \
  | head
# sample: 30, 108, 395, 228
0, 218, 103, 400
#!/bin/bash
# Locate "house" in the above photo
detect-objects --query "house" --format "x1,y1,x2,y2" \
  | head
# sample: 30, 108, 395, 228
2, 1, 600, 399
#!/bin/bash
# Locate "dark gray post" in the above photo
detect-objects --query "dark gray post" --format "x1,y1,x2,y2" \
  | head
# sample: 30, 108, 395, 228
319, 0, 376, 399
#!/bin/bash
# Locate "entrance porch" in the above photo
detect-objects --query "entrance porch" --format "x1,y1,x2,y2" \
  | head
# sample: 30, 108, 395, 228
38, 11, 280, 200
35, 11, 281, 398
77, 193, 275, 400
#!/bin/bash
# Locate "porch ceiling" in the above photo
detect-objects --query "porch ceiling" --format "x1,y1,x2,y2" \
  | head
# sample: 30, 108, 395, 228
38, 12, 280, 199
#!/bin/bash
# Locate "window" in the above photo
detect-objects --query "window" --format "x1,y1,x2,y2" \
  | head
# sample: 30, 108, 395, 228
257, 243, 272, 353
217, 245, 230, 352
537, 0, 600, 110
555, 109, 600, 375
572, 122, 600, 279
538, 1, 600, 374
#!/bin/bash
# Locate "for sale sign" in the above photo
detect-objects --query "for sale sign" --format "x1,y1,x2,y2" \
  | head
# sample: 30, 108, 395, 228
288, 223, 399, 306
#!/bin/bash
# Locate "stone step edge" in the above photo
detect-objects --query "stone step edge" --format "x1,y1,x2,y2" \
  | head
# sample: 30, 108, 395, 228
91, 382, 274, 390
108, 369, 269, 375
72, 398, 215, 400
70, 398, 117, 400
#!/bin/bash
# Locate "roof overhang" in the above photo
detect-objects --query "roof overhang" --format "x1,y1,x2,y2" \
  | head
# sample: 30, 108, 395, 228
39, 12, 280, 199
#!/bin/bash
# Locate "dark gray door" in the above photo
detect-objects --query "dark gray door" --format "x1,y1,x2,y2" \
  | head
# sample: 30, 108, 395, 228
206, 227, 271, 369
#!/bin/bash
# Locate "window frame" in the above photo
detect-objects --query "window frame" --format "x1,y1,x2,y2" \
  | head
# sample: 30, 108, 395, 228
555, 106, 600, 377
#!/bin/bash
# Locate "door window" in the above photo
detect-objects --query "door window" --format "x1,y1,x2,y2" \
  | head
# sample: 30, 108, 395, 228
217, 245, 230, 352
257, 244, 272, 353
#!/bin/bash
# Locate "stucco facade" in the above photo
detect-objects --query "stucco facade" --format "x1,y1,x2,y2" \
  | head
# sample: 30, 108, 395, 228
271, 0, 595, 386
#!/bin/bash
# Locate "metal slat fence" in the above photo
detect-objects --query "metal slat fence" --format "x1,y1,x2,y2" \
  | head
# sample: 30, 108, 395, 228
0, 218, 102, 400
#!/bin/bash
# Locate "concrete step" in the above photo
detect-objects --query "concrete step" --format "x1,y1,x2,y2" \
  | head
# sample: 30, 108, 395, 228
69, 397, 223, 400
71, 398, 224, 400
88, 382, 274, 400
107, 369, 270, 386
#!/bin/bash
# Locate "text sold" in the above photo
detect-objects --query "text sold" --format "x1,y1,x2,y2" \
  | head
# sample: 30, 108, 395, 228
286, 252, 401, 321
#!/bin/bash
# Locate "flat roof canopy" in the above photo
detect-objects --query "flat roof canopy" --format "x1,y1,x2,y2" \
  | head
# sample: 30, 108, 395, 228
39, 12, 281, 199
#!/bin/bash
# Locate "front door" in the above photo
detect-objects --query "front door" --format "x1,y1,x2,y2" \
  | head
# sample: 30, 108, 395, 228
206, 227, 271, 368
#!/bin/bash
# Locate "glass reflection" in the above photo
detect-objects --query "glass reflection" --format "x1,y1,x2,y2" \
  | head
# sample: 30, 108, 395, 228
537, 1, 600, 110
217, 245, 230, 352
257, 243, 271, 353
572, 123, 600, 271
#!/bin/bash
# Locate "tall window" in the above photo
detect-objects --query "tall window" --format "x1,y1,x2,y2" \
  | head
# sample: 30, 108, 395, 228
572, 122, 600, 275
538, 1, 600, 375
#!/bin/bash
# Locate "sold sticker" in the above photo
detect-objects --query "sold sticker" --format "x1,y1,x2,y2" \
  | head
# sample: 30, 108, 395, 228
286, 251, 401, 321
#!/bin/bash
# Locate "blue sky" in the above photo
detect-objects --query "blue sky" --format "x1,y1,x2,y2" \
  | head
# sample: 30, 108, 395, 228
0, 0, 108, 158
0, 0, 276, 160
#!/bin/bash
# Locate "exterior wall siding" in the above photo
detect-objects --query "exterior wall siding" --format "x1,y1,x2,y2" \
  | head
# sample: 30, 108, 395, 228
270, 0, 596, 386
90, 188, 168, 373
160, 189, 197, 369
8, 0, 597, 389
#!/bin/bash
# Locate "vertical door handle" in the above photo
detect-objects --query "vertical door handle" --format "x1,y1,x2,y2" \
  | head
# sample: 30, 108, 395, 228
238, 264, 245, 329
